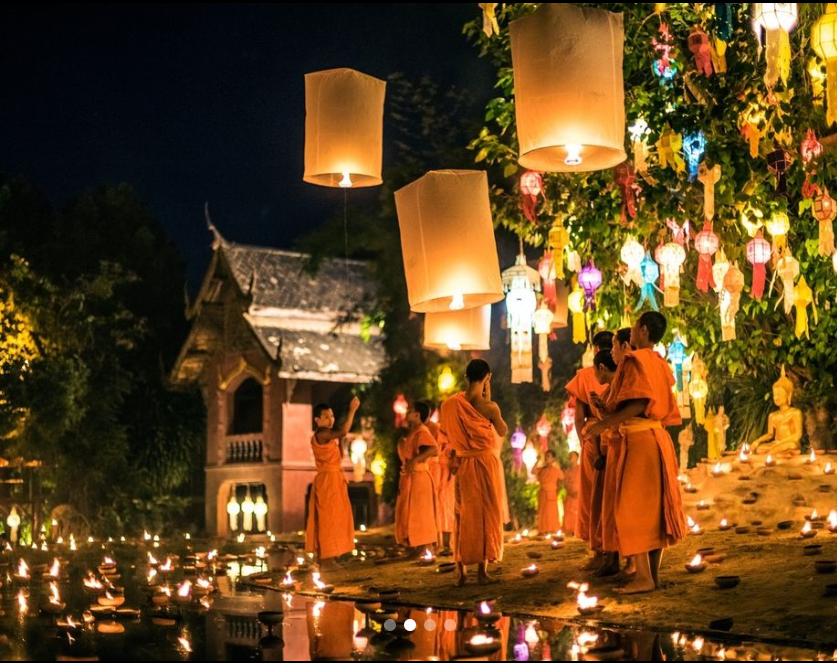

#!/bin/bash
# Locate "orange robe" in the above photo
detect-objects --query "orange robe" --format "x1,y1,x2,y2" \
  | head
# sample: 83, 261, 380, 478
565, 367, 607, 544
394, 424, 438, 548
304, 434, 354, 559
606, 349, 686, 557
432, 430, 456, 535
307, 600, 353, 659
562, 463, 579, 534
600, 428, 623, 553
441, 392, 504, 565
588, 385, 611, 552
536, 464, 563, 533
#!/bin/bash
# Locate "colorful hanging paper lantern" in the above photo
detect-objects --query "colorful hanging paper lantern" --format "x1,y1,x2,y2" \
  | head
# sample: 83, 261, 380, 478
637, 252, 660, 311
395, 170, 504, 312
656, 124, 685, 172
776, 252, 800, 315
658, 242, 686, 307
683, 131, 706, 182
578, 260, 603, 311
801, 128, 825, 168
536, 414, 552, 452
652, 22, 679, 83
712, 248, 730, 294
765, 211, 790, 259
753, 3, 798, 88
794, 276, 817, 339
304, 68, 385, 188
688, 26, 713, 76
689, 367, 709, 425
694, 223, 720, 292
393, 394, 409, 427
746, 232, 772, 300
538, 252, 556, 308
510, 426, 526, 469
740, 106, 767, 159
548, 220, 570, 279
552, 279, 569, 329
628, 118, 651, 172
614, 162, 640, 223
812, 4, 837, 126
503, 253, 540, 384
668, 333, 687, 392
509, 3, 626, 172
423, 305, 492, 351
698, 162, 721, 221
721, 263, 746, 341
767, 145, 791, 197
667, 218, 692, 248
533, 301, 553, 369
813, 191, 837, 256
567, 283, 586, 345
620, 236, 645, 288
520, 170, 544, 223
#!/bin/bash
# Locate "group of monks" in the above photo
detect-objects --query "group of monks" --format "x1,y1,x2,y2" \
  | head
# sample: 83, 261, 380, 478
305, 310, 685, 595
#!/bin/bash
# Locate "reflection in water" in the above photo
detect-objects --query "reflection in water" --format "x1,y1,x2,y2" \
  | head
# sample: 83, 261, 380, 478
0, 549, 826, 661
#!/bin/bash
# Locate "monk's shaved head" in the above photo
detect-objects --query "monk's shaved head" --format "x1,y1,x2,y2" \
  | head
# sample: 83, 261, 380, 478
465, 358, 491, 383
592, 330, 614, 352
638, 311, 667, 343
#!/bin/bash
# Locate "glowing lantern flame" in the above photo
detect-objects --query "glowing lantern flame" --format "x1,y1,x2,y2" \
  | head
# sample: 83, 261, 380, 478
422, 549, 434, 561
803, 521, 813, 534
147, 568, 157, 583
282, 571, 294, 586
197, 578, 212, 590
84, 573, 103, 591
147, 552, 158, 565
829, 510, 837, 530
480, 601, 491, 615
17, 590, 28, 616
178, 637, 192, 653
688, 554, 703, 567
160, 558, 173, 572
312, 572, 327, 590
49, 582, 61, 605
469, 634, 495, 646
810, 449, 817, 463
177, 581, 192, 599
812, 509, 820, 520
17, 559, 29, 579
49, 559, 61, 578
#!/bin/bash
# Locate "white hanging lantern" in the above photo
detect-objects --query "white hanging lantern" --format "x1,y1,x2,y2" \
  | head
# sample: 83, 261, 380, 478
241, 491, 255, 533
254, 495, 268, 532
620, 237, 645, 288
503, 254, 540, 384
509, 3, 626, 172
303, 68, 385, 188
226, 494, 240, 533
658, 242, 686, 307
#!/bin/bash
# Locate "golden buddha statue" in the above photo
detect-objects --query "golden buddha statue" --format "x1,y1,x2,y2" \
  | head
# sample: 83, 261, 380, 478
751, 366, 803, 455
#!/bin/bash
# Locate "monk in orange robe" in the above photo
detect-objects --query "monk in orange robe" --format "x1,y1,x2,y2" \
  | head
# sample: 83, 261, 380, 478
307, 600, 354, 659
565, 330, 613, 568
587, 349, 617, 576
394, 401, 439, 554
440, 358, 508, 586
421, 401, 456, 555
562, 451, 580, 535
535, 450, 563, 534
305, 397, 359, 567
586, 311, 686, 594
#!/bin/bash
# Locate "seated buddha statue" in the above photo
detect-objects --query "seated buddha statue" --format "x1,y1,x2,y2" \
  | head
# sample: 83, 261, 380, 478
751, 366, 803, 455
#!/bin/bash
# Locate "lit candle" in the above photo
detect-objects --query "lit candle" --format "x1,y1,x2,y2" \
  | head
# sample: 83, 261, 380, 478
718, 518, 733, 531
802, 521, 818, 538
765, 454, 775, 467
711, 462, 723, 477
697, 500, 710, 511
825, 462, 834, 475
739, 448, 750, 464
521, 563, 540, 578
829, 510, 837, 533
808, 448, 817, 465
685, 553, 706, 573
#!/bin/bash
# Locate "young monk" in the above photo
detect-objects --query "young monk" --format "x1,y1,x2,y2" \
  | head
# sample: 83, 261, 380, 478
421, 400, 455, 556
585, 312, 686, 595
562, 451, 580, 535
440, 358, 508, 587
587, 349, 618, 577
593, 328, 637, 583
535, 450, 563, 534
394, 400, 439, 556
565, 330, 614, 569
305, 397, 359, 568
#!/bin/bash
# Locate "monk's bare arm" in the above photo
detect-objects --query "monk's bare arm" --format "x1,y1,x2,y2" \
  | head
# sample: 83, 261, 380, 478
584, 399, 649, 438
406, 444, 439, 472
486, 402, 508, 437
315, 397, 360, 444
574, 402, 588, 440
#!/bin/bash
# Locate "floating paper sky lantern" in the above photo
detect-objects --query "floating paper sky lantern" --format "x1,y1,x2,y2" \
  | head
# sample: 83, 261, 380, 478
694, 223, 719, 292
747, 232, 772, 300
578, 260, 603, 311
637, 252, 660, 311
395, 170, 503, 312
753, 3, 798, 88
813, 191, 837, 256
303, 68, 385, 188
423, 305, 491, 351
509, 3, 626, 172
812, 4, 837, 126
620, 236, 645, 288
721, 263, 745, 341
658, 242, 686, 307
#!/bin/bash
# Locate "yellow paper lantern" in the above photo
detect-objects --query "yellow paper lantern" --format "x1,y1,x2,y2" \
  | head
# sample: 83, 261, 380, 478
658, 242, 686, 307
423, 305, 491, 351
765, 211, 790, 259
303, 68, 385, 188
567, 284, 586, 345
548, 220, 570, 278
438, 366, 457, 394
395, 170, 504, 313
813, 4, 837, 126
754, 4, 798, 88
509, 3, 626, 172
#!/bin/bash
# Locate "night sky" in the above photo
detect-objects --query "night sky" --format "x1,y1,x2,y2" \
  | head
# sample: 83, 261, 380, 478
0, 4, 495, 285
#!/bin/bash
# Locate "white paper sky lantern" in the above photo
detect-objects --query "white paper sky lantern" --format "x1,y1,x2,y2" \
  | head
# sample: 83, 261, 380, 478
304, 68, 385, 188
395, 170, 504, 313
509, 3, 626, 172
423, 305, 492, 351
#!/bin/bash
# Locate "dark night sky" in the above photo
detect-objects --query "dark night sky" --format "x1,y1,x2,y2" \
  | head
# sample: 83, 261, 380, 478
0, 3, 495, 285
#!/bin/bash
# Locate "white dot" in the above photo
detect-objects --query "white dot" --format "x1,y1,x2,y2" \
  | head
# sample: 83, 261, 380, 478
404, 619, 416, 632
384, 619, 396, 631
424, 619, 437, 631
444, 618, 457, 631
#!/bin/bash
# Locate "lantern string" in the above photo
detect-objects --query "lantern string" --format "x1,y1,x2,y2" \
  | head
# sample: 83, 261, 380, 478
343, 188, 350, 300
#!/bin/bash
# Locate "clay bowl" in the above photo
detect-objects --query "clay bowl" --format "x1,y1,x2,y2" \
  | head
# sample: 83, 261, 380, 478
377, 588, 400, 601
436, 562, 456, 574
527, 551, 543, 560
741, 498, 757, 505
823, 584, 837, 598
685, 562, 707, 574
258, 611, 284, 627
734, 526, 751, 535
804, 545, 823, 556
777, 520, 794, 530
577, 604, 605, 617
354, 599, 382, 613
114, 608, 141, 621
704, 554, 727, 564
709, 617, 734, 632
815, 560, 837, 574
714, 575, 741, 589
756, 527, 774, 536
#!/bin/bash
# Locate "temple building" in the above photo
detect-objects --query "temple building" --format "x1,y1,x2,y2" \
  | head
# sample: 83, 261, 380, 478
171, 226, 384, 537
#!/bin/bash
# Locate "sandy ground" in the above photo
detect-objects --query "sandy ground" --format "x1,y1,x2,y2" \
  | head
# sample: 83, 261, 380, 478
266, 450, 837, 648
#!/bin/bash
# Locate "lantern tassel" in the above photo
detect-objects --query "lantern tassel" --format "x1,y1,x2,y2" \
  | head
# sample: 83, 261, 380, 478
827, 60, 837, 126
764, 28, 791, 89
572, 311, 586, 344
693, 397, 706, 425
752, 263, 767, 300
637, 283, 659, 311
820, 219, 837, 256
696, 255, 715, 292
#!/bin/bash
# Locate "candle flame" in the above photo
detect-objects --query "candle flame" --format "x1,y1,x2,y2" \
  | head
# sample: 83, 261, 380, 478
689, 554, 703, 567
469, 634, 495, 646
197, 577, 212, 590
49, 582, 61, 605
720, 518, 729, 527
713, 462, 721, 473
282, 571, 294, 586
686, 516, 696, 528
480, 601, 491, 615
338, 172, 353, 188
810, 449, 817, 462
692, 636, 704, 653
147, 552, 158, 565
829, 510, 837, 529
766, 454, 774, 464
66, 615, 77, 628
691, 523, 702, 534
178, 637, 192, 653
312, 600, 324, 618
17, 590, 27, 616
422, 549, 434, 560
827, 462, 834, 473
177, 580, 191, 598
147, 568, 158, 583
160, 558, 173, 572
49, 558, 61, 578
84, 573, 103, 590
739, 448, 748, 462
526, 564, 538, 571
207, 549, 218, 561
813, 509, 820, 520
17, 559, 29, 578
103, 556, 115, 566
803, 521, 812, 534
312, 572, 327, 590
